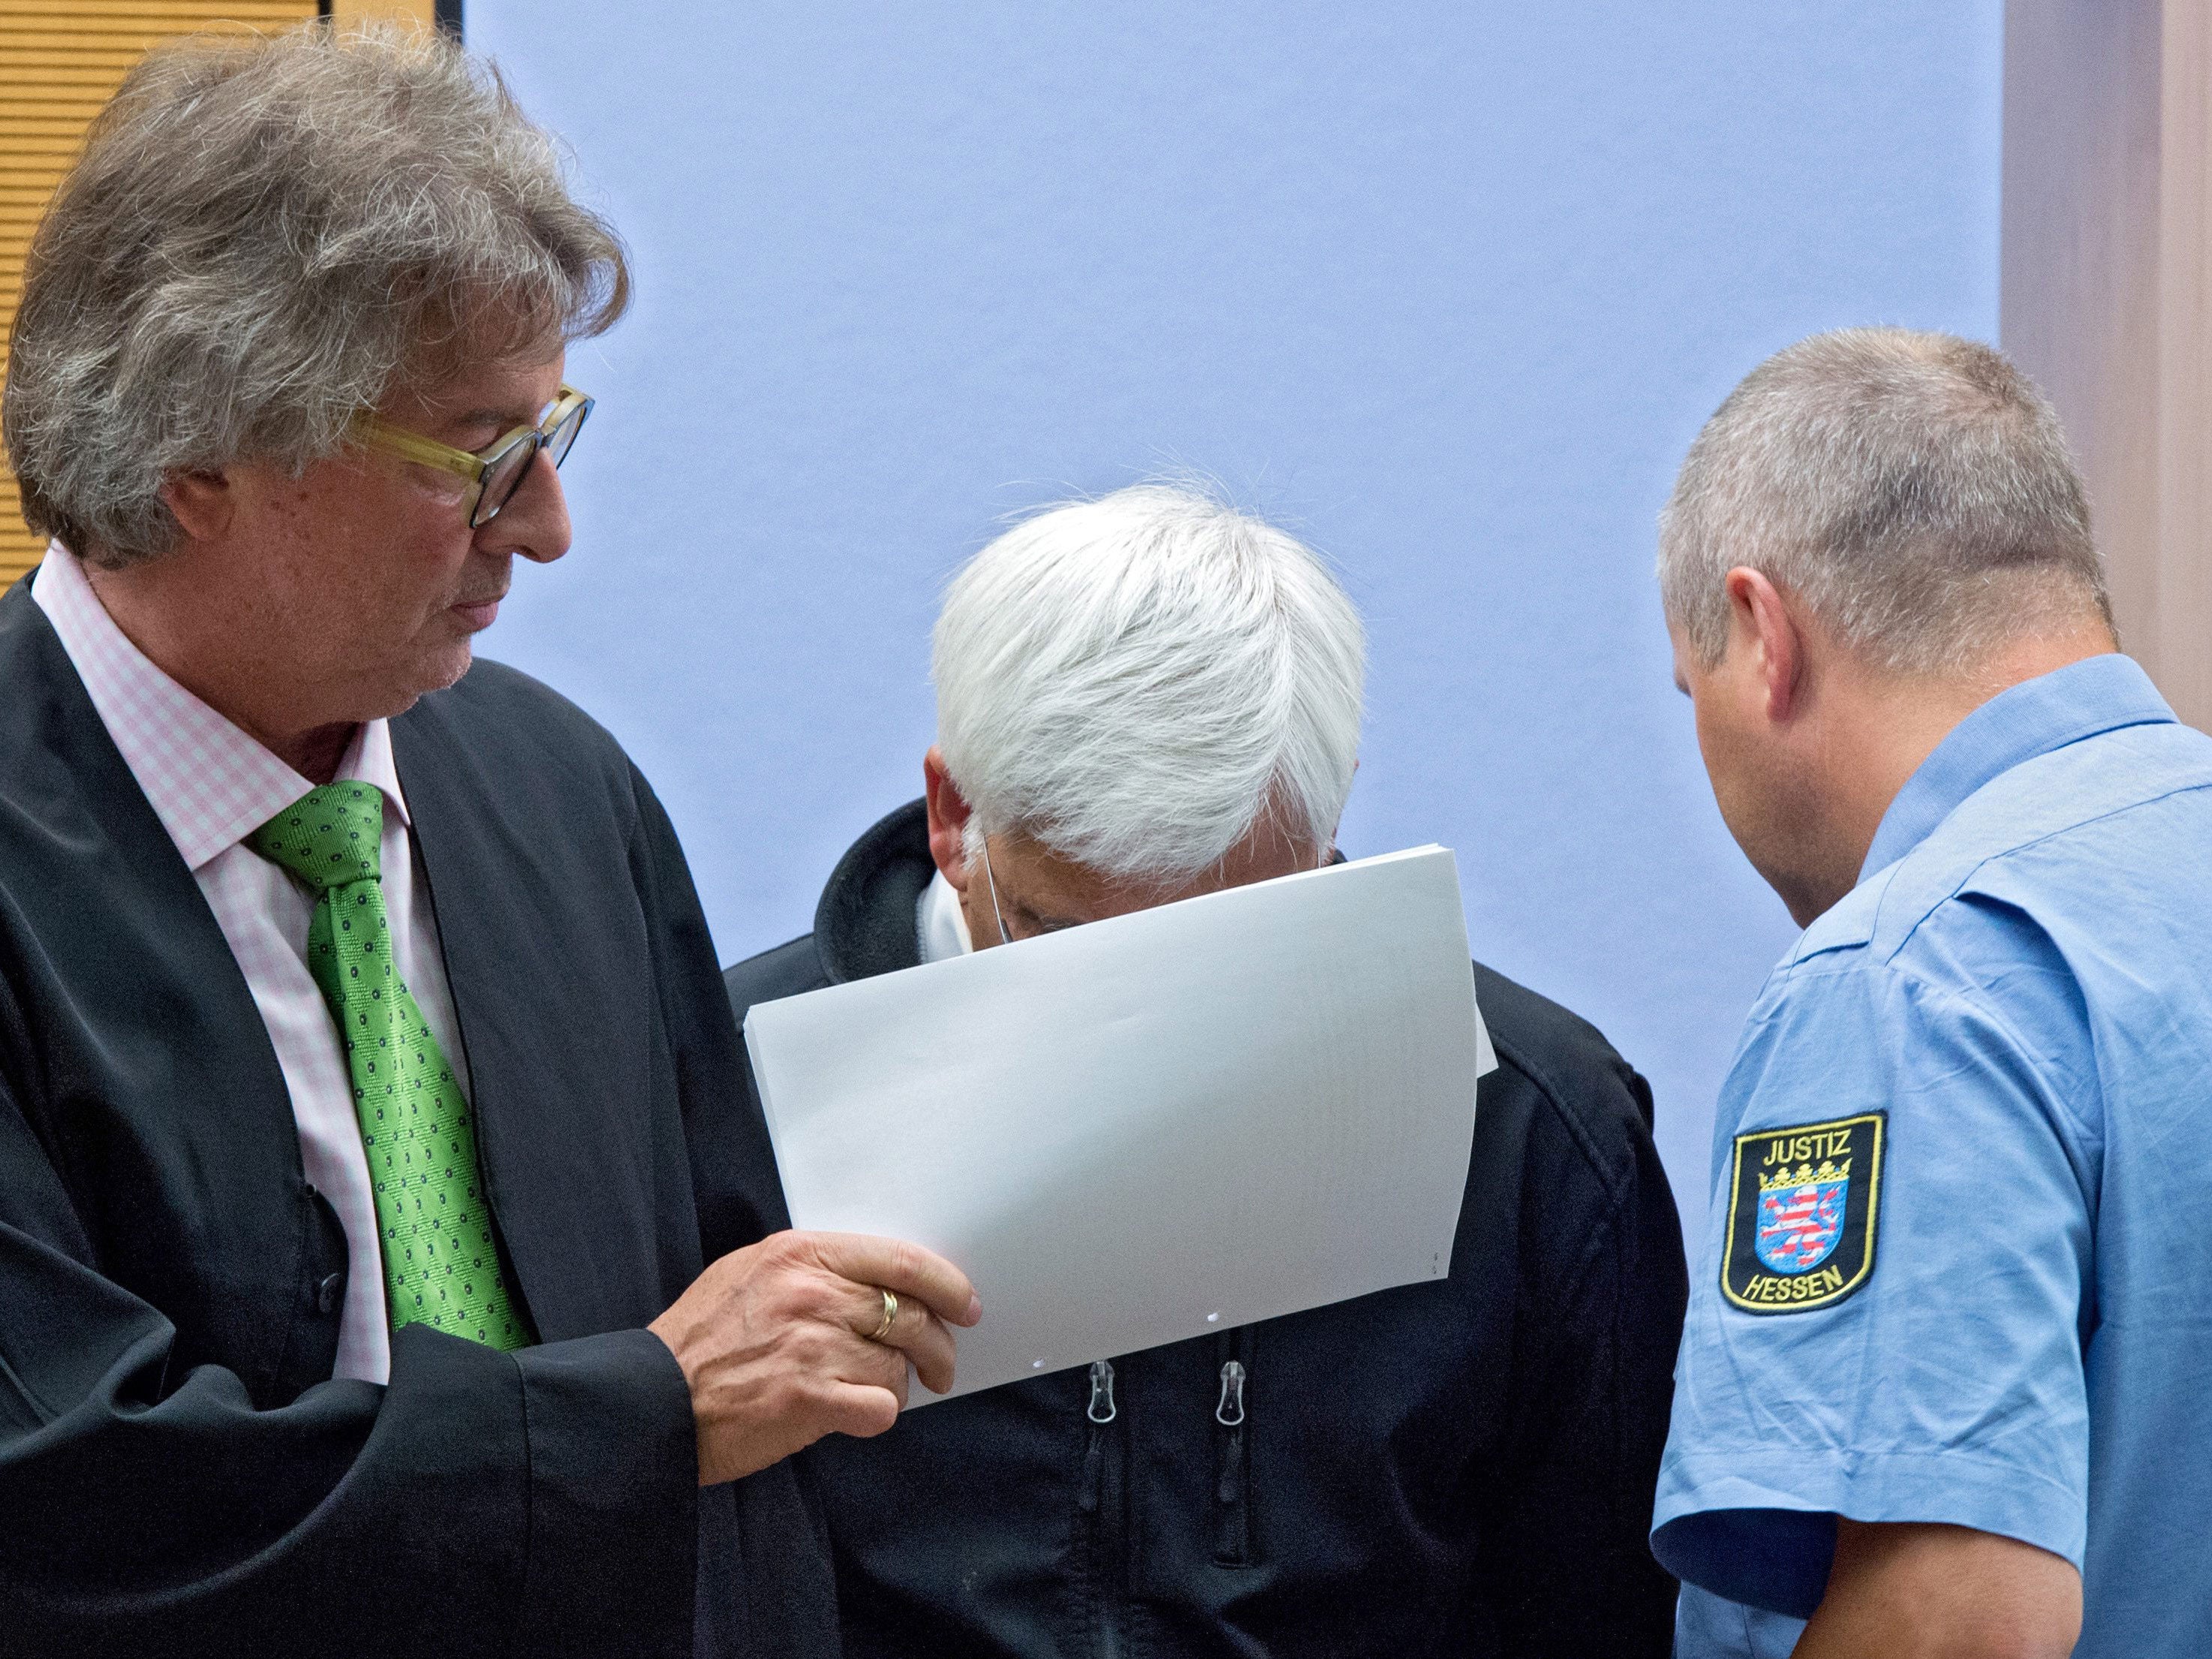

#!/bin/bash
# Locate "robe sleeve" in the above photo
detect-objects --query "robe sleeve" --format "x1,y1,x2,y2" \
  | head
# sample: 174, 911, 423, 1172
0, 1006, 702, 1659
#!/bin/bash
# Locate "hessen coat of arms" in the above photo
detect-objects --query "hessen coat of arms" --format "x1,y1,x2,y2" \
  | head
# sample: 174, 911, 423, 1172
1754, 1161, 1849, 1274
1722, 1112, 1885, 1315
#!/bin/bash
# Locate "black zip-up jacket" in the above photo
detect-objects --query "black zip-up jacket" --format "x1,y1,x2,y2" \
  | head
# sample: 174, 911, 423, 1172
724, 802, 1688, 1659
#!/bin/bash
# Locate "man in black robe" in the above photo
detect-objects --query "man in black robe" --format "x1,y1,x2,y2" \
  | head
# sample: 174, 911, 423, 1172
0, 26, 973, 1657
726, 486, 1690, 1657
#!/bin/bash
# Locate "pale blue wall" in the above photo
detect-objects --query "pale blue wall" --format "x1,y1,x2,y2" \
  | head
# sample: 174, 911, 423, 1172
468, 2, 2004, 1256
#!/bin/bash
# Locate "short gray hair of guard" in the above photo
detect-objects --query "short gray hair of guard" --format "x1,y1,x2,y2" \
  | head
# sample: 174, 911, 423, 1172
1657, 328, 2110, 676
4, 23, 627, 568
932, 485, 1366, 884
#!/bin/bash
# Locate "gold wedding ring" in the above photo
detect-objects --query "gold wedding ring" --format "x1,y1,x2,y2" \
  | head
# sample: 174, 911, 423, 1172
867, 1288, 898, 1343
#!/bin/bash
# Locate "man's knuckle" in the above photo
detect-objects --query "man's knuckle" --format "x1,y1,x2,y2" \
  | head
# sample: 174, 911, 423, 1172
801, 1278, 855, 1326
871, 1236, 909, 1282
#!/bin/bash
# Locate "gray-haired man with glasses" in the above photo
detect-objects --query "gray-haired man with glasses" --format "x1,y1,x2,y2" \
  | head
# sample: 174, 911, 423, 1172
0, 25, 974, 1659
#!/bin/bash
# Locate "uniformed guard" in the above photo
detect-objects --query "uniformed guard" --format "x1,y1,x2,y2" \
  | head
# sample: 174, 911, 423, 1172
1649, 327, 2212, 1658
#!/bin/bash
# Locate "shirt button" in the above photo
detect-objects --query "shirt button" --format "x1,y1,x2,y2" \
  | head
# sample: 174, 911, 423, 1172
317, 1272, 345, 1314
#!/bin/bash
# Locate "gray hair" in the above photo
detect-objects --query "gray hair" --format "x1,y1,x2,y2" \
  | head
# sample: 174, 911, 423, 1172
932, 484, 1366, 884
4, 23, 628, 568
1657, 327, 2110, 675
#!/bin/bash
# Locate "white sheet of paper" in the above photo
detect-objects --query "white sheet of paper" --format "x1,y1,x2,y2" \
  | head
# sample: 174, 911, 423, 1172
744, 845, 1490, 1402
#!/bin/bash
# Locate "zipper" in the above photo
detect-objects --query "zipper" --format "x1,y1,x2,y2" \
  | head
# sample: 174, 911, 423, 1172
1212, 1329, 1254, 1564
1076, 1359, 1124, 1657
1078, 1358, 1116, 1513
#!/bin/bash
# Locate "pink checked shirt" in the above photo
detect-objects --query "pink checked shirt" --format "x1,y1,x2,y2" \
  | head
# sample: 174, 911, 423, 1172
34, 543, 468, 1385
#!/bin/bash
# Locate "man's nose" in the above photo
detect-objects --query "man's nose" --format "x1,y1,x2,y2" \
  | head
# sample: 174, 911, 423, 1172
477, 447, 572, 565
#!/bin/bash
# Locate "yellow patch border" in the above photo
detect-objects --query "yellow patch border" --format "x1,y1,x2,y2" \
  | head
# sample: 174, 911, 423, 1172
1720, 1111, 1885, 1314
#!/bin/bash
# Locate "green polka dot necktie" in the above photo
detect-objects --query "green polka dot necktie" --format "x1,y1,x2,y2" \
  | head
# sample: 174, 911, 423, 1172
249, 782, 528, 1352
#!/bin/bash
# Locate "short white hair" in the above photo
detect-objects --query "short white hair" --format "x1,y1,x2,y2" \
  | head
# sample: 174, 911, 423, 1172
1658, 328, 2109, 676
932, 484, 1365, 884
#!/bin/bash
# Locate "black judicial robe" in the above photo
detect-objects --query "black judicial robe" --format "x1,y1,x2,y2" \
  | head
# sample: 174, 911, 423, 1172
0, 583, 835, 1659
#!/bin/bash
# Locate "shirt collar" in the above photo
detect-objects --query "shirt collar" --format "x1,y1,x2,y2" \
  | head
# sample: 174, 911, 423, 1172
1860, 652, 2174, 881
916, 869, 974, 965
32, 541, 411, 872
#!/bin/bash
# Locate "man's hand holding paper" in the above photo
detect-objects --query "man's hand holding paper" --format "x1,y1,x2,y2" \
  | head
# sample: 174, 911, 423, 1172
649, 1230, 981, 1484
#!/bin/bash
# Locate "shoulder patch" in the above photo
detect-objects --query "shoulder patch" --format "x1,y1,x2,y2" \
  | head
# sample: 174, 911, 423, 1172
1722, 1113, 1885, 1314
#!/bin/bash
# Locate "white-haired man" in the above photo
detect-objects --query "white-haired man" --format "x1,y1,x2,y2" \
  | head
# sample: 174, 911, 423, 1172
0, 28, 974, 1658
725, 485, 1690, 1657
1651, 330, 2212, 1659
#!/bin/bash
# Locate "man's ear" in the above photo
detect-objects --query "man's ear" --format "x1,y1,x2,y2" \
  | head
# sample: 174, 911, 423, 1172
1723, 567, 1807, 724
158, 469, 234, 546
922, 747, 974, 894
1333, 758, 1359, 863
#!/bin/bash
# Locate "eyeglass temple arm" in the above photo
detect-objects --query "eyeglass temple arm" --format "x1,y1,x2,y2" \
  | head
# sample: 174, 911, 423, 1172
360, 423, 481, 483
980, 837, 1015, 946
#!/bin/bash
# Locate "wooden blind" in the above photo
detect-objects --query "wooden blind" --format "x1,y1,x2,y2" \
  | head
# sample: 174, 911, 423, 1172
0, 2, 318, 586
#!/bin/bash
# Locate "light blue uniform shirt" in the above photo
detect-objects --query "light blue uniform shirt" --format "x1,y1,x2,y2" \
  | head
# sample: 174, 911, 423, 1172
1654, 655, 2212, 1657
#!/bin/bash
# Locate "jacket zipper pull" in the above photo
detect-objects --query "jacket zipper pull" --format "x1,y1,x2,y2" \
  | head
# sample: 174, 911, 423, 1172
1214, 1359, 1246, 1432
1079, 1359, 1116, 1514
1089, 1359, 1119, 1426
1213, 1357, 1250, 1561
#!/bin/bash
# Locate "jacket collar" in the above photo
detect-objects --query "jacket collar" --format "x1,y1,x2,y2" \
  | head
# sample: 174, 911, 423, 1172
814, 799, 936, 986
